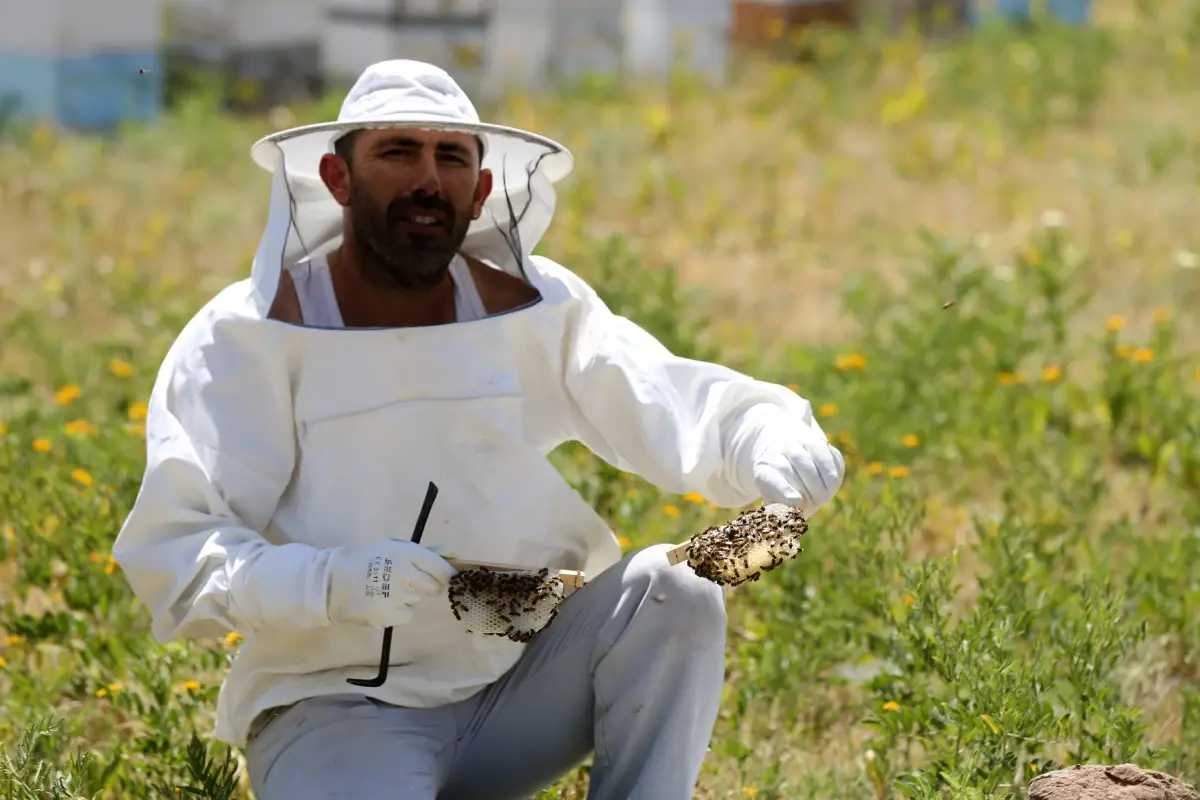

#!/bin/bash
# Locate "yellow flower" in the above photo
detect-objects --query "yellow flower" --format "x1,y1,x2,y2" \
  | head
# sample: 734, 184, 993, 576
128, 402, 149, 421
617, 535, 631, 548
89, 552, 104, 564
1042, 365, 1062, 382
888, 466, 910, 478
818, 403, 838, 417
835, 354, 867, 371
998, 371, 1026, 386
664, 504, 681, 518
32, 438, 52, 453
104, 555, 118, 575
108, 358, 134, 378
866, 461, 885, 475
64, 420, 99, 437
980, 713, 999, 734
1114, 344, 1133, 359
71, 468, 93, 487
742, 788, 759, 798
0, 656, 6, 668
643, 104, 672, 137
0, 422, 6, 436
107, 682, 123, 693
901, 593, 916, 606
5, 635, 25, 646
31, 123, 55, 150
1106, 315, 1125, 332
54, 384, 82, 405
1152, 308, 1170, 325
902, 434, 920, 448
682, 492, 706, 505
225, 632, 245, 646
882, 701, 901, 712
1132, 348, 1155, 363
179, 680, 201, 692
96, 688, 108, 698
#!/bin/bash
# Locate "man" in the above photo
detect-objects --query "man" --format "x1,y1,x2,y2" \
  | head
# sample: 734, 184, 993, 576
113, 60, 844, 799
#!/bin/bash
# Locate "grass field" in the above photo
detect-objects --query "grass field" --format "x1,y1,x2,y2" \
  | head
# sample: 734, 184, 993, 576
1, 2, 1200, 797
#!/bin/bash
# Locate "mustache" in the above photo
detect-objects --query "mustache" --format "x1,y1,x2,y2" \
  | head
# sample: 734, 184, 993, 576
386, 193, 457, 227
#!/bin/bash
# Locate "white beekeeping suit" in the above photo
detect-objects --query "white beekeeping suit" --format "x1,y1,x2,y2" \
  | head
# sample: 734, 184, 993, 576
112, 59, 844, 750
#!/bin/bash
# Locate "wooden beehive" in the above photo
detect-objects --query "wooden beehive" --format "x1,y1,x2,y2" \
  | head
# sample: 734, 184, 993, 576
729, 0, 859, 46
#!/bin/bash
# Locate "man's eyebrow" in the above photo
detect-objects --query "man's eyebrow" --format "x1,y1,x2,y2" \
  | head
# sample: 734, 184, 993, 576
371, 136, 473, 156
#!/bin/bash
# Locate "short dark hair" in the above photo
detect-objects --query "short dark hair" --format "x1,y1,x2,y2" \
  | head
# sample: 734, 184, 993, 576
333, 129, 484, 168
334, 130, 361, 166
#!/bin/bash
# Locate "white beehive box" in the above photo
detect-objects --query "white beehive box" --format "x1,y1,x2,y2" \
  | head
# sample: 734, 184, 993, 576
624, 0, 732, 83
223, 0, 325, 109
230, 0, 325, 50
323, 0, 492, 98
484, 0, 731, 99
320, 0, 731, 104
0, 0, 163, 130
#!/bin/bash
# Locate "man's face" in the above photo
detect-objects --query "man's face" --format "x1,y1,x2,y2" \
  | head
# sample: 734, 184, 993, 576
321, 128, 492, 289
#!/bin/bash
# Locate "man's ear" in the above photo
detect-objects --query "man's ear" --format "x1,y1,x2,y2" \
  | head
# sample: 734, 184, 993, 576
319, 153, 352, 207
472, 169, 494, 220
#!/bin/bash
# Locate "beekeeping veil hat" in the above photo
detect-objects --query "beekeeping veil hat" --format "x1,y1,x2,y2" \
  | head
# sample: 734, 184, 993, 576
245, 59, 574, 315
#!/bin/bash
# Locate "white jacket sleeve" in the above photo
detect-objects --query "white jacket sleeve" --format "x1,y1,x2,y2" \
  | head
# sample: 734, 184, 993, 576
112, 315, 333, 643
550, 259, 842, 510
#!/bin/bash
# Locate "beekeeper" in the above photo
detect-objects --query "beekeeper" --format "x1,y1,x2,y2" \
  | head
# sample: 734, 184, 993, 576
112, 60, 845, 800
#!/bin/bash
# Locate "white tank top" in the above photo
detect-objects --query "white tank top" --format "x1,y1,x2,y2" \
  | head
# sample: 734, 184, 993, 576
285, 253, 489, 328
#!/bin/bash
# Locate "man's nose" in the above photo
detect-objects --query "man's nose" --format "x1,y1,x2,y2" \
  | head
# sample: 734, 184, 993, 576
410, 153, 442, 195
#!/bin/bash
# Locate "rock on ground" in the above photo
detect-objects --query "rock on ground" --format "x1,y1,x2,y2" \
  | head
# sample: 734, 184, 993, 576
1029, 764, 1199, 800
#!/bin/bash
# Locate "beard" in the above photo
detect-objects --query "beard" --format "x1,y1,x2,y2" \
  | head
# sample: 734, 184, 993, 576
348, 182, 474, 290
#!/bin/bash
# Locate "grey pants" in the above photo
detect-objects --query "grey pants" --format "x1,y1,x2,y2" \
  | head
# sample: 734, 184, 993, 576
245, 544, 728, 800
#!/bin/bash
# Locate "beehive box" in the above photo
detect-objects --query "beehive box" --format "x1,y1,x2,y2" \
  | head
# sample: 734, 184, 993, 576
729, 0, 858, 46
322, 0, 733, 104
224, 0, 325, 111
0, 0, 164, 131
323, 0, 492, 98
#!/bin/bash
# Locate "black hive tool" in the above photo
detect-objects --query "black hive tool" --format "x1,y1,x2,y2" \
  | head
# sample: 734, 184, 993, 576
347, 481, 439, 688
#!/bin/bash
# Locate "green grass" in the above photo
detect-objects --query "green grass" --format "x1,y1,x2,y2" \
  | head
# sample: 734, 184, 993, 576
1, 3, 1200, 797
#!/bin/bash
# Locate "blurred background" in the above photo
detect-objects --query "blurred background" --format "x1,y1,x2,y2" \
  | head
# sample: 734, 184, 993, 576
1, 1, 1200, 798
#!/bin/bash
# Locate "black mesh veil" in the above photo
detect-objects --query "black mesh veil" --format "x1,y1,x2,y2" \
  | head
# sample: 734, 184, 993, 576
246, 120, 572, 318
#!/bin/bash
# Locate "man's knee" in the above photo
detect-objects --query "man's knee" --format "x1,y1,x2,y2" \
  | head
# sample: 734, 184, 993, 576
627, 544, 727, 638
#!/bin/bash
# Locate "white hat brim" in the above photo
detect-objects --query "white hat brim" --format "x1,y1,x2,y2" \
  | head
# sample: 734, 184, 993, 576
249, 116, 574, 185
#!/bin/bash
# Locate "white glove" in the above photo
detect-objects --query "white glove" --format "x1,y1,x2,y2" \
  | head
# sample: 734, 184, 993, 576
750, 424, 846, 515
326, 540, 458, 628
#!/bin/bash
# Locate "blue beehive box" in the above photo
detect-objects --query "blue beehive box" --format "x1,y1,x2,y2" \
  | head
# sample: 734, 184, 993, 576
967, 0, 1091, 27
0, 0, 165, 132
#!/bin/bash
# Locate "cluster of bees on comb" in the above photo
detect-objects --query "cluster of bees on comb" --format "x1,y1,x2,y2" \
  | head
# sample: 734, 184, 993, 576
447, 567, 565, 643
684, 503, 809, 587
